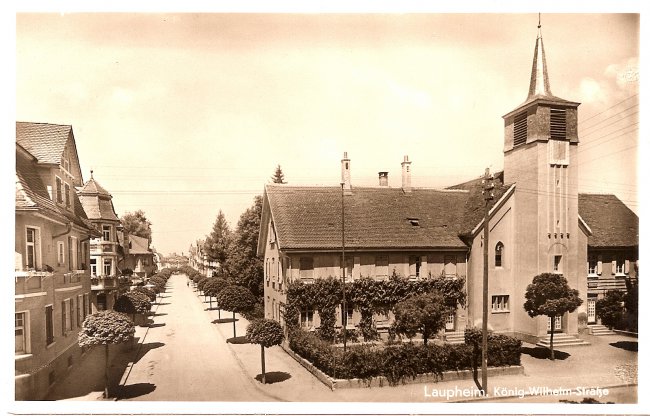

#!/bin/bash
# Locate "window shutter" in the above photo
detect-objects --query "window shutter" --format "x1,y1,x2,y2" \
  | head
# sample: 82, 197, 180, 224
624, 260, 630, 274
597, 256, 602, 275
61, 301, 66, 335
611, 260, 617, 275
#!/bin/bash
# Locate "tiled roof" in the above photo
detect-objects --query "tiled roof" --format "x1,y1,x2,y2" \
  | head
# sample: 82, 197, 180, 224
78, 177, 120, 221
265, 185, 473, 251
16, 146, 92, 230
129, 234, 151, 254
16, 122, 72, 165
578, 194, 638, 248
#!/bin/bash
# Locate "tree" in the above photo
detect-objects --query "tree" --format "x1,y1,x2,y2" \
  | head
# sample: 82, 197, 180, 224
204, 277, 229, 312
391, 291, 448, 345
523, 273, 583, 360
216, 285, 257, 339
78, 310, 135, 398
114, 291, 152, 324
271, 165, 286, 184
224, 196, 264, 298
132, 286, 156, 302
121, 210, 152, 241
596, 290, 625, 329
246, 319, 285, 384
204, 211, 231, 273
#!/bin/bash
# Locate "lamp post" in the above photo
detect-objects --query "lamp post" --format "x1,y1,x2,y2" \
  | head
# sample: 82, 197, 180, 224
341, 182, 347, 352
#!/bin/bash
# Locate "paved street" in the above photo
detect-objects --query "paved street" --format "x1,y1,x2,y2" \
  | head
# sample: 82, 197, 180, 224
118, 274, 274, 401
45, 273, 637, 404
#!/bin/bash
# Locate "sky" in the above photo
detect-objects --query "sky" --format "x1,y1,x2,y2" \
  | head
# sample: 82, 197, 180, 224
13, 10, 640, 257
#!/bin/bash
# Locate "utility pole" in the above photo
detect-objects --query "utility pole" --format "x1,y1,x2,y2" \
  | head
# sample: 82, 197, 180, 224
341, 182, 347, 352
481, 167, 494, 395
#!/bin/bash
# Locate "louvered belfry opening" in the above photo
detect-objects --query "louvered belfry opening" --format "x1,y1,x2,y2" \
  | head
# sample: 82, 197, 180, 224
550, 107, 567, 139
513, 112, 527, 147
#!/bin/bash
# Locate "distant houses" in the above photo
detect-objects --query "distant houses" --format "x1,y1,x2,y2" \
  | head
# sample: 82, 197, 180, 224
15, 121, 158, 400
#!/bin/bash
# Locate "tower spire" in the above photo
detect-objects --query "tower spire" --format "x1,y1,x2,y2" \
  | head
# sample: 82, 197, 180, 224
527, 14, 552, 99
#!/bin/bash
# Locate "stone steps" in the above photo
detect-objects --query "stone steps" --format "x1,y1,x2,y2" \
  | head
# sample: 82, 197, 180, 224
536, 333, 590, 348
588, 324, 617, 336
443, 331, 465, 344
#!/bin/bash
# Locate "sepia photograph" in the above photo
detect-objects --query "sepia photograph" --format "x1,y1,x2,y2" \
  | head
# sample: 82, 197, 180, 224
10, 5, 643, 415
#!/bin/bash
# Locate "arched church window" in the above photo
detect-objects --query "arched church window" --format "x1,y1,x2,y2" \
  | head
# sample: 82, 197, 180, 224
495, 242, 504, 267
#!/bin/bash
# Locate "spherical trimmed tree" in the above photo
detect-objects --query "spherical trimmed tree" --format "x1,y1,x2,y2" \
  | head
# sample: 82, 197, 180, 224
204, 277, 229, 314
132, 286, 156, 303
524, 273, 583, 360
246, 319, 285, 384
78, 310, 135, 398
216, 285, 257, 339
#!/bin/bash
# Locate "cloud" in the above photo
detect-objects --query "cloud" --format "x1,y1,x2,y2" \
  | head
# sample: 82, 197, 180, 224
605, 57, 639, 89
578, 77, 606, 105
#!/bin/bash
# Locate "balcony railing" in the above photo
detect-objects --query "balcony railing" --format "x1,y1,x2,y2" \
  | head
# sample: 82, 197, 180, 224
90, 241, 118, 254
91, 276, 118, 290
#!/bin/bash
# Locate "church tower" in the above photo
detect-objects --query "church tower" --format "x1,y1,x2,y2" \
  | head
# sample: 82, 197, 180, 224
502, 19, 585, 339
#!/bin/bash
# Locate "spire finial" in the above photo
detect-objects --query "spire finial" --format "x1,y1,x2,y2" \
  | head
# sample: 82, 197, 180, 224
538, 12, 541, 29
90, 169, 94, 179
528, 13, 552, 99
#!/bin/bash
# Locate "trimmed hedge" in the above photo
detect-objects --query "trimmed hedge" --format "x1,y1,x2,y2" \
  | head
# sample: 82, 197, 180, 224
289, 330, 521, 386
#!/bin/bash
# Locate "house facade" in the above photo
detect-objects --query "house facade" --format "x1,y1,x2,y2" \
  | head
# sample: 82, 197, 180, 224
257, 25, 638, 344
78, 172, 129, 312
15, 122, 97, 400
120, 234, 156, 278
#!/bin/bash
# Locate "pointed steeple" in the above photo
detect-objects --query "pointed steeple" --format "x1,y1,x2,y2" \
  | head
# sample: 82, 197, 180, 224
527, 15, 553, 99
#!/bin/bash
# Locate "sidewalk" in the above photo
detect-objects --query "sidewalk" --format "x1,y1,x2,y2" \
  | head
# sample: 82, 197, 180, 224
201, 293, 638, 403
45, 301, 162, 400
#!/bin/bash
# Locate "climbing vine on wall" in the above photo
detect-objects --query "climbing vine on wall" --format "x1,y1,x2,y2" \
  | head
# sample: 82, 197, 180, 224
285, 273, 466, 342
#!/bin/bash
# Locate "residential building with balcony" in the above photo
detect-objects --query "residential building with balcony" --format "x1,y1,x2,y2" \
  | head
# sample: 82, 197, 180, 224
120, 234, 156, 278
78, 171, 129, 312
15, 122, 97, 400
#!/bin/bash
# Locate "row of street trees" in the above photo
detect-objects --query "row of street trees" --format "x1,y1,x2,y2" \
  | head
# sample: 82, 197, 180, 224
201, 165, 286, 299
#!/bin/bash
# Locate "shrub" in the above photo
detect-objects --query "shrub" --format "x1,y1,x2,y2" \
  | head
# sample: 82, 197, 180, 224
132, 286, 156, 302
596, 290, 625, 329
288, 328, 521, 386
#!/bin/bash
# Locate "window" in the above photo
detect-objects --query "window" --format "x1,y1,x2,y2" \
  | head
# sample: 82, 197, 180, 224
553, 255, 562, 273
513, 112, 527, 147
299, 257, 314, 279
26, 227, 40, 270
64, 183, 71, 207
492, 295, 509, 312
588, 255, 598, 275
57, 241, 65, 267
342, 303, 354, 327
70, 298, 75, 329
45, 305, 54, 345
90, 259, 97, 276
62, 300, 72, 334
495, 242, 504, 267
375, 255, 389, 277
409, 256, 421, 278
55, 177, 63, 203
68, 237, 73, 271
103, 259, 113, 276
615, 257, 625, 275
300, 307, 314, 328
444, 255, 457, 276
77, 295, 83, 327
15, 312, 27, 354
102, 225, 111, 242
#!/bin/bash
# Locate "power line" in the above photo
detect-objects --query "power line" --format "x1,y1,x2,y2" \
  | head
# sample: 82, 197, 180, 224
578, 94, 638, 126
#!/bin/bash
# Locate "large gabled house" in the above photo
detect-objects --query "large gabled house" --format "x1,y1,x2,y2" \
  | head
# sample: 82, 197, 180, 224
257, 23, 638, 345
78, 171, 130, 312
15, 122, 98, 400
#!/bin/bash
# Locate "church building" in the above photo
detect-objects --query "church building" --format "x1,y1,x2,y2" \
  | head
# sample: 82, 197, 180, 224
257, 23, 638, 345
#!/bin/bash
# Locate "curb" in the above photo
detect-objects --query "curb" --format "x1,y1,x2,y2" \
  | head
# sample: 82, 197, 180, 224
198, 290, 287, 402
116, 291, 164, 398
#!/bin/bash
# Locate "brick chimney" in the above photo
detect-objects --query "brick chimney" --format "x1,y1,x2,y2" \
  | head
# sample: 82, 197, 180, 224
378, 172, 389, 186
341, 152, 352, 195
401, 155, 412, 192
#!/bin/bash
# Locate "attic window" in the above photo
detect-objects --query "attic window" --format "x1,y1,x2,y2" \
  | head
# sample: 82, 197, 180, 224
513, 112, 527, 147
408, 218, 420, 226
